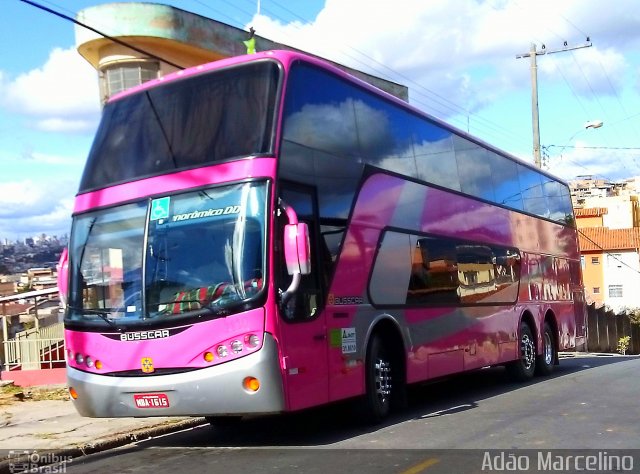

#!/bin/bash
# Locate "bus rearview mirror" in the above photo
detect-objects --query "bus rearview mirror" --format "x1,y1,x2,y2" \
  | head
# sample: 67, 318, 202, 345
284, 222, 311, 276
57, 247, 69, 307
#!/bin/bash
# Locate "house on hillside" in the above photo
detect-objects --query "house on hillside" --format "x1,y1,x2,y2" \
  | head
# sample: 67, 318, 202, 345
578, 226, 640, 312
575, 207, 607, 228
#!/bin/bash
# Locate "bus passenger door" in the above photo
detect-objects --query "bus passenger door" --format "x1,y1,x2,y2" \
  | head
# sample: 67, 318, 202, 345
277, 185, 328, 411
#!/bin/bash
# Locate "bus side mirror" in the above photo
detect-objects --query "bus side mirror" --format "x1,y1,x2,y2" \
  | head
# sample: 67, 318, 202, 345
284, 222, 311, 276
57, 247, 69, 307
280, 199, 312, 306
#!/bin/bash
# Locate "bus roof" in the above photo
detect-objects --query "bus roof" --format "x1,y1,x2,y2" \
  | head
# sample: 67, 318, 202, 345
108, 49, 568, 187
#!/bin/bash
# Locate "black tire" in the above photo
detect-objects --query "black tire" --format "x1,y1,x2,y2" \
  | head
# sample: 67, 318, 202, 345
506, 321, 536, 382
363, 334, 393, 423
205, 416, 242, 427
535, 322, 557, 376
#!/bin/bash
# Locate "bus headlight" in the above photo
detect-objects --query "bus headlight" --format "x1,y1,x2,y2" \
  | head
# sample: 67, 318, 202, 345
217, 345, 228, 358
230, 340, 243, 354
245, 334, 260, 348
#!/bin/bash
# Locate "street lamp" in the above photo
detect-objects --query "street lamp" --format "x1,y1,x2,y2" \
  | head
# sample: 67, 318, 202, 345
584, 120, 604, 131
542, 120, 604, 168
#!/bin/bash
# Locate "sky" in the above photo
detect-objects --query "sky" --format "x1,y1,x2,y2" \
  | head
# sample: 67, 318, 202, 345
1, 0, 640, 242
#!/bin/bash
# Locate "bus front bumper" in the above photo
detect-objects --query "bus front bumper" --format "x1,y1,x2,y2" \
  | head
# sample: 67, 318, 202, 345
67, 334, 285, 418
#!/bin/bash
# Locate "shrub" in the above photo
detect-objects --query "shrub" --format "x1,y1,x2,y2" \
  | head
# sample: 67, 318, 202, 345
617, 336, 631, 355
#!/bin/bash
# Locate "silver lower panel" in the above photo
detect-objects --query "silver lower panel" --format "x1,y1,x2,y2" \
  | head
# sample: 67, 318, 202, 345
67, 333, 285, 417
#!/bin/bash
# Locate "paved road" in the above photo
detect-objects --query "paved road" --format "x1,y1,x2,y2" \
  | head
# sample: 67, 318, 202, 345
63, 355, 640, 473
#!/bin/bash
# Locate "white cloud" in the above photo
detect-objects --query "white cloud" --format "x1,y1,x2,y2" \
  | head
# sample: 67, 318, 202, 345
539, 47, 627, 96
36, 117, 97, 133
250, 0, 640, 117
0, 180, 73, 216
246, 0, 640, 184
0, 47, 100, 133
0, 180, 74, 240
546, 142, 631, 182
21, 151, 82, 166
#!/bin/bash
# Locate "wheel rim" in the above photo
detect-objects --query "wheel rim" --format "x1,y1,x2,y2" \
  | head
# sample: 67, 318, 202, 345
543, 332, 553, 365
521, 333, 535, 370
374, 357, 392, 405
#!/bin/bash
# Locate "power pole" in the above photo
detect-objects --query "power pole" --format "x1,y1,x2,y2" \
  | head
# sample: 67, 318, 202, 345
516, 40, 592, 168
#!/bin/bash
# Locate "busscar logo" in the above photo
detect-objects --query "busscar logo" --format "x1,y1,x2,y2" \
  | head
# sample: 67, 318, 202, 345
120, 329, 170, 342
141, 357, 155, 373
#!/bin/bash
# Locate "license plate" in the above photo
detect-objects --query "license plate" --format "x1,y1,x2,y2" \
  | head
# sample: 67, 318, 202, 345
133, 393, 170, 408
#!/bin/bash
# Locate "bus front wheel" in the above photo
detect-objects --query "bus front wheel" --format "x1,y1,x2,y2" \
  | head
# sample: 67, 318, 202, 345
205, 416, 242, 428
506, 321, 536, 382
363, 334, 393, 423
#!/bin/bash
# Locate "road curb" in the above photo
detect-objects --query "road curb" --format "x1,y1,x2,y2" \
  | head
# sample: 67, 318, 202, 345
0, 417, 206, 473
558, 352, 638, 358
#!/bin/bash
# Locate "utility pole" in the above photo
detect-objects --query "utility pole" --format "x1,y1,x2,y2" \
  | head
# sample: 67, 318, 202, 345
516, 39, 592, 168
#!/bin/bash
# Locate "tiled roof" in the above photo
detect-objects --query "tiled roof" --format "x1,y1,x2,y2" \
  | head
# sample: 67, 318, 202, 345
579, 227, 640, 252
0, 303, 32, 317
575, 207, 608, 218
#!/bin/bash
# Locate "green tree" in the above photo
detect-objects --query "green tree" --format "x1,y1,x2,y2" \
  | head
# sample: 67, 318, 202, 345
626, 308, 640, 325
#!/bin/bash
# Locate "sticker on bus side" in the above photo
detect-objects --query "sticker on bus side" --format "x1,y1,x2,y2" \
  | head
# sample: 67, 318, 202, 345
329, 329, 342, 348
341, 327, 356, 354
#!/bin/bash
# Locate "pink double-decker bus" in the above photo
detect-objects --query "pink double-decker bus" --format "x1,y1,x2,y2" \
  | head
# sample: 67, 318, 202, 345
60, 50, 585, 423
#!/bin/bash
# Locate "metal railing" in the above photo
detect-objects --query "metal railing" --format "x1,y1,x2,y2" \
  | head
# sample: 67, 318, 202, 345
1, 286, 65, 372
14, 322, 64, 341
2, 337, 66, 371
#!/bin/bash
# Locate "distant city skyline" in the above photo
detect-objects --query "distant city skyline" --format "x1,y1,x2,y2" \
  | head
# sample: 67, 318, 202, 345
1, 233, 68, 244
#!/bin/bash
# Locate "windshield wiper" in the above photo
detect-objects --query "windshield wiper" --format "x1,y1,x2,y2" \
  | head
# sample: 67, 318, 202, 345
67, 305, 122, 332
157, 297, 234, 319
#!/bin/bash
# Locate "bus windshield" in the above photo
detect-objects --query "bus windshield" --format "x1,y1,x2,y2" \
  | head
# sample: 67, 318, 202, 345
66, 181, 267, 327
78, 60, 280, 193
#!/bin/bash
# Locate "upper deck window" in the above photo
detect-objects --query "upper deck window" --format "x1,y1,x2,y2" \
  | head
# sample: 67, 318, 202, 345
281, 62, 574, 227
80, 60, 281, 193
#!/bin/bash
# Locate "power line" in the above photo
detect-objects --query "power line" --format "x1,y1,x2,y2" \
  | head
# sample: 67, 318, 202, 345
190, 0, 250, 28
23, 0, 634, 183
578, 228, 640, 276
547, 145, 640, 151
238, 0, 531, 152
19, 0, 186, 70
516, 40, 593, 168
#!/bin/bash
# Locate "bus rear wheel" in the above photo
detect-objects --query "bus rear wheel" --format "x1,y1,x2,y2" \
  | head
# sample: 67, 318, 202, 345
363, 334, 393, 423
506, 321, 536, 382
535, 322, 556, 376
